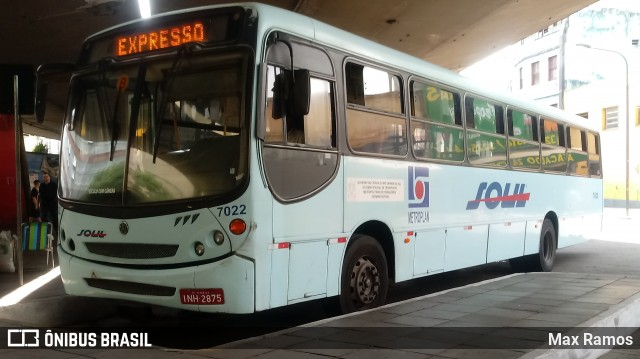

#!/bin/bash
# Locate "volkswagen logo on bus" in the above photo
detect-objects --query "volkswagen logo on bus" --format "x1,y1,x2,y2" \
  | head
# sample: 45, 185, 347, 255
119, 221, 129, 235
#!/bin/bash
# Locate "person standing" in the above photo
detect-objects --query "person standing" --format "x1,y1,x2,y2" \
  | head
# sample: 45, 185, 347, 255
30, 179, 41, 222
39, 172, 58, 233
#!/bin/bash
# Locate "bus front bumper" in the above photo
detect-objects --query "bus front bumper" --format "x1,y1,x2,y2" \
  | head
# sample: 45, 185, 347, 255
58, 249, 255, 314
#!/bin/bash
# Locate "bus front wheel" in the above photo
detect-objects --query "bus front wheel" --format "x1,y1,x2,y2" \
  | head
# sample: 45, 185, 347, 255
339, 235, 389, 313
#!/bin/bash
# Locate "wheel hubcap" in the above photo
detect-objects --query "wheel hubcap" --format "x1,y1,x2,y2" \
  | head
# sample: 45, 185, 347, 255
350, 257, 380, 305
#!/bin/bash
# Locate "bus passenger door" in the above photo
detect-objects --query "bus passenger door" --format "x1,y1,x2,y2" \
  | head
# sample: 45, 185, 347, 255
262, 62, 342, 303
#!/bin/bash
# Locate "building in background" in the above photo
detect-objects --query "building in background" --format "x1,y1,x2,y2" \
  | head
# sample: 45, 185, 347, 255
508, 0, 640, 208
23, 134, 60, 154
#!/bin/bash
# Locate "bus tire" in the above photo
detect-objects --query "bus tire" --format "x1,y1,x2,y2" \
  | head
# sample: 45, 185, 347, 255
526, 218, 556, 272
339, 235, 388, 313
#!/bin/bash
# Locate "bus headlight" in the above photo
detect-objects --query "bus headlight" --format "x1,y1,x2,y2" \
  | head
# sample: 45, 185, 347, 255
213, 230, 225, 246
194, 242, 205, 256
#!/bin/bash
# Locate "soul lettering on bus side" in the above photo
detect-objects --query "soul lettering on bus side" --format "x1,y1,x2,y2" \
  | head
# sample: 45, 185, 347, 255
466, 182, 531, 210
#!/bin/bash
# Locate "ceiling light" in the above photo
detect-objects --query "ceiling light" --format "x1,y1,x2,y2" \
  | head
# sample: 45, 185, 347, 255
138, 0, 151, 19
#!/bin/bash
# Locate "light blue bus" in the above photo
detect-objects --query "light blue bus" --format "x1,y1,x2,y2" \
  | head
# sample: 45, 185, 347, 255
55, 2, 602, 314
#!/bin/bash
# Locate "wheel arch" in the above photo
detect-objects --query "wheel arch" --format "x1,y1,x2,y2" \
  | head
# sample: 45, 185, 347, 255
349, 220, 396, 282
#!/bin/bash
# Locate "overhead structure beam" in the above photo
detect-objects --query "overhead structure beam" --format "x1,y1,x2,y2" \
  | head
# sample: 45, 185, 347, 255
0, 0, 597, 138
294, 0, 597, 71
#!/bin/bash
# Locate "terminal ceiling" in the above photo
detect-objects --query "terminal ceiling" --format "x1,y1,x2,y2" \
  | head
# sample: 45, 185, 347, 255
1, 0, 596, 139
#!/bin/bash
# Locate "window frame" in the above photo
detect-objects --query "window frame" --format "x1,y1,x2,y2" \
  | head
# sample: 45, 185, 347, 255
566, 126, 589, 176
531, 61, 540, 86
587, 131, 602, 178
539, 117, 568, 173
343, 58, 408, 157
264, 65, 338, 150
603, 106, 619, 130
548, 55, 558, 81
506, 106, 541, 171
464, 94, 507, 168
519, 67, 524, 89
408, 77, 464, 164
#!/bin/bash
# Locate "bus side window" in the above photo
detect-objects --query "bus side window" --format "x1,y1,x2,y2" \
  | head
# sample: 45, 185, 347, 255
541, 118, 564, 147
262, 39, 339, 201
507, 109, 540, 170
345, 63, 365, 106
465, 96, 506, 167
305, 78, 335, 148
508, 109, 537, 142
345, 62, 406, 156
567, 126, 589, 176
265, 65, 335, 149
410, 81, 463, 162
540, 118, 567, 173
587, 131, 602, 177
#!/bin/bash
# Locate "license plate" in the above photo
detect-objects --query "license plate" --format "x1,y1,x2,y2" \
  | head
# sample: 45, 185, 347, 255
179, 288, 225, 305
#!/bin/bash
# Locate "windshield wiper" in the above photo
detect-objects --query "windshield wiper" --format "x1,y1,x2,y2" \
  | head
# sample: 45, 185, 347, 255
92, 58, 123, 162
101, 59, 120, 162
122, 64, 148, 197
152, 45, 189, 163
109, 121, 119, 161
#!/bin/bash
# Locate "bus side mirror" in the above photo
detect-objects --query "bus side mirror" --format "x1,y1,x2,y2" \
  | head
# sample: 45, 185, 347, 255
35, 81, 48, 123
35, 63, 75, 123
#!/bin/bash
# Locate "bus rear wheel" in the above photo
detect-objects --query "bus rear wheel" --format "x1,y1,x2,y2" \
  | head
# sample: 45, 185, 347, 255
339, 235, 388, 313
527, 218, 556, 272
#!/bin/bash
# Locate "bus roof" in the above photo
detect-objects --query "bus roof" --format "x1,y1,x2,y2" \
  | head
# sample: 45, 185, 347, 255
86, 2, 596, 132
256, 3, 596, 132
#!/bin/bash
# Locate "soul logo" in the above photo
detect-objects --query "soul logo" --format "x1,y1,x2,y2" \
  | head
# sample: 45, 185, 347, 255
76, 229, 107, 238
466, 182, 530, 210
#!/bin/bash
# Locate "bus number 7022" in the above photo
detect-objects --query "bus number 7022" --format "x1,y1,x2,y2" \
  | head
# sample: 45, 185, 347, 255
217, 205, 247, 217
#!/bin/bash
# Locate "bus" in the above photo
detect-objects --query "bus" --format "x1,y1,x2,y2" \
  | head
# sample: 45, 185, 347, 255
55, 2, 603, 314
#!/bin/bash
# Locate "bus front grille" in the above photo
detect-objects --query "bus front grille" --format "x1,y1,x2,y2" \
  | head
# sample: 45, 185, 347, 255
85, 243, 179, 259
85, 278, 176, 296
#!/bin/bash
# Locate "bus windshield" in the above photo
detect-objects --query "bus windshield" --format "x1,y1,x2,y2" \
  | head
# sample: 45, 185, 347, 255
60, 50, 249, 205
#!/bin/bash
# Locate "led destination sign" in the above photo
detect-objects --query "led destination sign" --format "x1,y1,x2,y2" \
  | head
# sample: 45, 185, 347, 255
80, 8, 245, 65
116, 22, 206, 56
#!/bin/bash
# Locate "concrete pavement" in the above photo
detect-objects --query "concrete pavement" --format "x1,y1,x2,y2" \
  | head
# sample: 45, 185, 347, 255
4, 272, 640, 358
